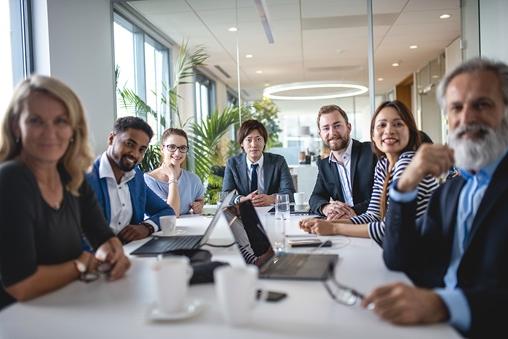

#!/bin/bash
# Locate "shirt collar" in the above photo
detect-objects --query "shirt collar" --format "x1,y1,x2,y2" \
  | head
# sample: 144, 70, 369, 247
328, 138, 353, 164
99, 152, 136, 183
458, 148, 508, 183
246, 153, 264, 169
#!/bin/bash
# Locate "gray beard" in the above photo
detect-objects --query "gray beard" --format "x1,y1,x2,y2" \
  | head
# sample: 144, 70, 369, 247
448, 118, 508, 171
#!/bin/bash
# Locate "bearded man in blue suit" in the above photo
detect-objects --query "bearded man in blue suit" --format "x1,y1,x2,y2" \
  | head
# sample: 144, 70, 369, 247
87, 117, 174, 244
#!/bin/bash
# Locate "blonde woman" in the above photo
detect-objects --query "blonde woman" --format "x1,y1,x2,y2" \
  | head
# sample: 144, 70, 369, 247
0, 75, 130, 310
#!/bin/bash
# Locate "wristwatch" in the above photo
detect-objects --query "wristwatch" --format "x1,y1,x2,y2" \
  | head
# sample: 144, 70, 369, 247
74, 256, 99, 283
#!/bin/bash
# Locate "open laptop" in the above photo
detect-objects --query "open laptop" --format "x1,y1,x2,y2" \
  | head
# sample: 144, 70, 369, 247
222, 200, 337, 280
131, 190, 235, 256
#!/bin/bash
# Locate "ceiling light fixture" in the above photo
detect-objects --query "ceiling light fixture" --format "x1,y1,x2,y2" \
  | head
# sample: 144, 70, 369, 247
377, 77, 384, 81
440, 14, 451, 19
409, 45, 418, 49
245, 54, 253, 58
392, 62, 400, 67
228, 27, 238, 32
256, 70, 263, 74
263, 81, 368, 101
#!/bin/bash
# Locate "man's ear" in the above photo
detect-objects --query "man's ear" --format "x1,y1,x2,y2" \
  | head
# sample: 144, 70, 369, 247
107, 132, 115, 146
347, 122, 352, 133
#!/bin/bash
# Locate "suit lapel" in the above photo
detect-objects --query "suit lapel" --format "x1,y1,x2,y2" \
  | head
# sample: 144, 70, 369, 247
325, 157, 344, 201
263, 153, 275, 194
349, 140, 360, 190
442, 178, 465, 237
237, 154, 250, 194
465, 155, 508, 249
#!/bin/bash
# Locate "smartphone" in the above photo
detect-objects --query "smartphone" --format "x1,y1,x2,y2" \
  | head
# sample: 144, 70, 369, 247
256, 289, 288, 302
288, 239, 332, 248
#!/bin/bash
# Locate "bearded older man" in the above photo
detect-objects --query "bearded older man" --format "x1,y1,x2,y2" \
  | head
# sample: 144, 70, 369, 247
361, 58, 508, 339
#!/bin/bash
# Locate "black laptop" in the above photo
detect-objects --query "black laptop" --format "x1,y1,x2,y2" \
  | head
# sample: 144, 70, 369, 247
267, 204, 311, 215
222, 200, 338, 280
131, 191, 235, 256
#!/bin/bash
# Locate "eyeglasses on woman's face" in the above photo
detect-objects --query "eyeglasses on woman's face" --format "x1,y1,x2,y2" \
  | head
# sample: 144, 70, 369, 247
163, 144, 189, 153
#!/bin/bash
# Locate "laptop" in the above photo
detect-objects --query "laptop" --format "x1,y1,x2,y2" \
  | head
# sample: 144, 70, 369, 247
222, 200, 338, 280
131, 191, 235, 256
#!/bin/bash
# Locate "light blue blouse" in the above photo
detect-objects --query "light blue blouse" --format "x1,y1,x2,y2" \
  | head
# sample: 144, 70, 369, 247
144, 170, 205, 215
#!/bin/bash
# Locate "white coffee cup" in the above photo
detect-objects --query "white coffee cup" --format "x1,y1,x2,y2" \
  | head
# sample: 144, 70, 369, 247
214, 265, 258, 326
153, 256, 193, 313
159, 215, 177, 236
294, 192, 306, 206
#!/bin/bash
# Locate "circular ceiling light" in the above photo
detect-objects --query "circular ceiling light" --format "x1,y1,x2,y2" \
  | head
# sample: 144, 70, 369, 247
263, 81, 368, 101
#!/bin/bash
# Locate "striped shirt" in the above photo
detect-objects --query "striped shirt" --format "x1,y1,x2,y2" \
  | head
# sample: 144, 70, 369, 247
350, 151, 439, 246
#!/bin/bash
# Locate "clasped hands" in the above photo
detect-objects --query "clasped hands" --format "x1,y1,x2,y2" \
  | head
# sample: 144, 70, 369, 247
80, 237, 130, 281
241, 190, 275, 207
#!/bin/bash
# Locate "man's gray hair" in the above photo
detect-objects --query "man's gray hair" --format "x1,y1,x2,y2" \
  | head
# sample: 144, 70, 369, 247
436, 57, 508, 114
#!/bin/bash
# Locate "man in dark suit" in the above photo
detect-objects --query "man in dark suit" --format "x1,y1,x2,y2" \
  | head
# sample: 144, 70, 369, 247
362, 58, 508, 338
222, 119, 295, 206
309, 105, 376, 219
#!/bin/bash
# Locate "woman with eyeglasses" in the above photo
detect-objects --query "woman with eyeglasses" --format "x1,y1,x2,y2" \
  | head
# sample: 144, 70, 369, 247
300, 100, 439, 246
0, 75, 130, 310
222, 119, 295, 206
144, 128, 205, 217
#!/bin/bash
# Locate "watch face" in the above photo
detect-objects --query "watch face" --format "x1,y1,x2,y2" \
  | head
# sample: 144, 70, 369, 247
81, 272, 99, 283
75, 260, 87, 273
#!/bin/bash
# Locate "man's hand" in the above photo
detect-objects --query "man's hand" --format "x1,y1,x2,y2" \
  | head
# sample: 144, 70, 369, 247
299, 218, 338, 235
398, 144, 454, 192
362, 282, 449, 325
190, 198, 204, 214
240, 190, 258, 203
322, 201, 356, 220
251, 193, 275, 207
117, 224, 151, 244
95, 237, 130, 280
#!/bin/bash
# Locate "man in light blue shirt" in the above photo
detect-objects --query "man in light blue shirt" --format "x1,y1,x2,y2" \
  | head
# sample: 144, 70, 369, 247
362, 58, 508, 338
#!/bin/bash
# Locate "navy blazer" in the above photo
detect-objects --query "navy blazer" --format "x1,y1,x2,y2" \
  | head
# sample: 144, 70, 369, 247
86, 157, 174, 231
309, 139, 376, 215
383, 152, 508, 338
221, 152, 295, 202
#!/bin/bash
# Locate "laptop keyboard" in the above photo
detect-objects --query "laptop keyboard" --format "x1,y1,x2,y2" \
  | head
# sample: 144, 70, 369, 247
263, 253, 309, 276
133, 235, 202, 255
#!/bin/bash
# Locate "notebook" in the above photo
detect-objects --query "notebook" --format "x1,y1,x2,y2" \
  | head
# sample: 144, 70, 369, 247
222, 200, 338, 280
130, 191, 235, 256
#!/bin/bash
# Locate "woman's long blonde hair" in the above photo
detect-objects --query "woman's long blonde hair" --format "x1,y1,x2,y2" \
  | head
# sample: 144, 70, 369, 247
0, 75, 94, 195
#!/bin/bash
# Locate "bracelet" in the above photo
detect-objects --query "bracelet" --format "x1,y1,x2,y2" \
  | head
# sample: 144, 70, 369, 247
141, 222, 155, 235
168, 178, 177, 184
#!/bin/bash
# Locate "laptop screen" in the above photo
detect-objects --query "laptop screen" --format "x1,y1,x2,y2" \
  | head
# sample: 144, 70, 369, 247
198, 190, 235, 246
222, 200, 275, 268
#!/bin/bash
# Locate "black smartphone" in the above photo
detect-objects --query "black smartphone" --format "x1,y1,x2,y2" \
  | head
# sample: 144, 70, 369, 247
256, 289, 288, 302
288, 239, 332, 248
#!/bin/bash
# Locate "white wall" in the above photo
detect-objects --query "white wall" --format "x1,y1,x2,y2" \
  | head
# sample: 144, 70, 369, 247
32, 0, 116, 155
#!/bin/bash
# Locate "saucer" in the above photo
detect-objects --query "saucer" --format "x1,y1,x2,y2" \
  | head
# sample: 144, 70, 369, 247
146, 299, 205, 322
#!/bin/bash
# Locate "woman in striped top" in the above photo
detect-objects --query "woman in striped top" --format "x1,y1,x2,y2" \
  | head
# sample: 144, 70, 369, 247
300, 100, 439, 246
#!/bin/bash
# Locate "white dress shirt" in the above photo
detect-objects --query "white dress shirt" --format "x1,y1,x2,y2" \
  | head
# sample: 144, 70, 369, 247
329, 138, 354, 206
246, 154, 265, 193
98, 152, 136, 234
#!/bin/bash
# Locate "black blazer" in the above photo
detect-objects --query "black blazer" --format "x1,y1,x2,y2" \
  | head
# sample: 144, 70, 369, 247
221, 152, 295, 202
309, 139, 376, 215
383, 152, 508, 338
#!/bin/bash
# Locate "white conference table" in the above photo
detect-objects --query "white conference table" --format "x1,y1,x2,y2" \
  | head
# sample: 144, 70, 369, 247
0, 207, 461, 339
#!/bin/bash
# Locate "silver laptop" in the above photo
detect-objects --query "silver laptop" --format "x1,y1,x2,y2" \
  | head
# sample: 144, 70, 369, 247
131, 190, 235, 256
222, 200, 338, 280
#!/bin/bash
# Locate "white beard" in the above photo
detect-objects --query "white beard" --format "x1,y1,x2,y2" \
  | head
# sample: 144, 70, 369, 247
448, 118, 508, 171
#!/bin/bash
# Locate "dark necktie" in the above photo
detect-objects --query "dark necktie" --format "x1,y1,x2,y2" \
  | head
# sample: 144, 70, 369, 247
250, 163, 259, 193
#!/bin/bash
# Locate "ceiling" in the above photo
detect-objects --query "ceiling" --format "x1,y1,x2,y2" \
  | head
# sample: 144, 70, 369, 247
127, 0, 461, 100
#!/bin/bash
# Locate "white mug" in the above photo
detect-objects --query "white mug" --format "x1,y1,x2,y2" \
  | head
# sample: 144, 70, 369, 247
214, 265, 258, 326
153, 256, 193, 313
159, 215, 177, 236
294, 192, 305, 210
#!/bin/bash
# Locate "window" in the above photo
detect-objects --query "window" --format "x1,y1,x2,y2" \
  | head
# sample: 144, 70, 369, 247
113, 12, 170, 142
1, 0, 32, 116
227, 90, 238, 107
195, 72, 216, 121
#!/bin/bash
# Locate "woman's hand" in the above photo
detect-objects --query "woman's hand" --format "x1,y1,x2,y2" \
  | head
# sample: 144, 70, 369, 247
190, 198, 204, 214
162, 161, 180, 182
95, 237, 131, 280
299, 218, 339, 235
